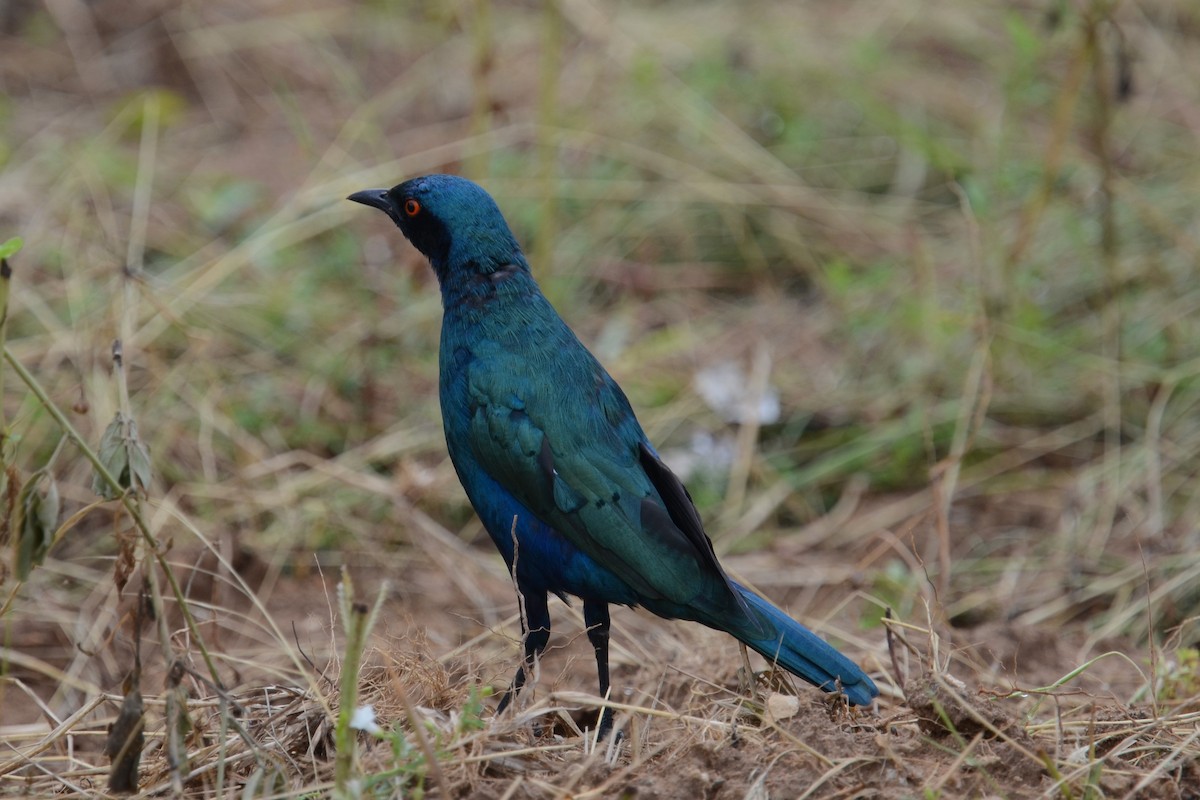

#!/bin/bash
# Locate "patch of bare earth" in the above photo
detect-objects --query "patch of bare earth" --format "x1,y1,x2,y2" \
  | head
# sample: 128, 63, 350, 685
7, 530, 1195, 798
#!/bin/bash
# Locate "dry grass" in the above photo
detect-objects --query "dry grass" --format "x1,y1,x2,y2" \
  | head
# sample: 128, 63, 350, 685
2, 0, 1200, 797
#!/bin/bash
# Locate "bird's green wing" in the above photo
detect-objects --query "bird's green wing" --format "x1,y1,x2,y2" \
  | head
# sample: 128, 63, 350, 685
465, 352, 734, 606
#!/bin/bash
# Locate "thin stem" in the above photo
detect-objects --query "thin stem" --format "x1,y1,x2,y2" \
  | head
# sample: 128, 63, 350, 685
464, 0, 494, 181
0, 259, 10, 455
1086, 1, 1122, 555
533, 0, 562, 277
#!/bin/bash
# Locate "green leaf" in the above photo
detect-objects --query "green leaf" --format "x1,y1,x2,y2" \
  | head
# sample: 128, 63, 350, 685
0, 237, 22, 259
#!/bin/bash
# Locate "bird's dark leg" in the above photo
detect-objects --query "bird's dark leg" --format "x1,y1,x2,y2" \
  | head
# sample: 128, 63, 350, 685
497, 588, 551, 716
583, 599, 616, 739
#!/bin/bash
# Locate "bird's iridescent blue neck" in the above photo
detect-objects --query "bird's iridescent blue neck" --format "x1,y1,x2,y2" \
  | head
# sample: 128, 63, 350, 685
433, 250, 540, 314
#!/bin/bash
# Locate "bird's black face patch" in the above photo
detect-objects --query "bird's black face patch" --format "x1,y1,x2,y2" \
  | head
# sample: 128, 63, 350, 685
389, 184, 453, 266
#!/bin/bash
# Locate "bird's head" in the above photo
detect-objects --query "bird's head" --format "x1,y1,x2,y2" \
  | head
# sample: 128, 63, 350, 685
348, 174, 525, 276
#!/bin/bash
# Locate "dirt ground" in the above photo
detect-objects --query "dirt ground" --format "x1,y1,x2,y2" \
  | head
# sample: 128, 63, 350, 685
5, 509, 1196, 799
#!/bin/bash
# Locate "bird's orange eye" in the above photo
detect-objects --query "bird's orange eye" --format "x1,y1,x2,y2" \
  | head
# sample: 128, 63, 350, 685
404, 199, 421, 216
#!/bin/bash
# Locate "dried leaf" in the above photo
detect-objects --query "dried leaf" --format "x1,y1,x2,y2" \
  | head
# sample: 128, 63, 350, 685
165, 660, 192, 785
12, 470, 58, 580
94, 414, 126, 493
0, 465, 18, 586
93, 412, 153, 500
113, 529, 137, 593
127, 423, 153, 495
106, 683, 145, 794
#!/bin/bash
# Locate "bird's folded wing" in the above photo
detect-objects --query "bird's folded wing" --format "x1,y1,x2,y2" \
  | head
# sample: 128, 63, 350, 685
466, 360, 734, 606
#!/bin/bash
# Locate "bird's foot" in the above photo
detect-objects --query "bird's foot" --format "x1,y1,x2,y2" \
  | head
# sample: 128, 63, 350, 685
594, 708, 625, 744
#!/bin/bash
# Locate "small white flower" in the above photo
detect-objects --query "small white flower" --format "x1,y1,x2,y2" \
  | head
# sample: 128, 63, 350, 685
693, 360, 781, 425
349, 704, 381, 734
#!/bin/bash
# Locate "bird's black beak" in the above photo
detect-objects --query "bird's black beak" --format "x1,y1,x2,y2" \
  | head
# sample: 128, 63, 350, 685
347, 188, 395, 214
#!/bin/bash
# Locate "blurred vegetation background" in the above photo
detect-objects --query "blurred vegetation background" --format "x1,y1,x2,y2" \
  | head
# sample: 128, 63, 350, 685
2, 0, 1200, 728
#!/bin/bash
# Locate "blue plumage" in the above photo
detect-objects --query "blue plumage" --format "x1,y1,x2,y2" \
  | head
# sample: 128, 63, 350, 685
349, 175, 878, 735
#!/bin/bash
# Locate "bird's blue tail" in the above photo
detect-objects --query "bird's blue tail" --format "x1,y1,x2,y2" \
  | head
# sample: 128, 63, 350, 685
731, 582, 878, 706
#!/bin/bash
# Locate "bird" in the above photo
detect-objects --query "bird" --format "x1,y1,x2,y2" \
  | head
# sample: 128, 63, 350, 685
348, 175, 878, 736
